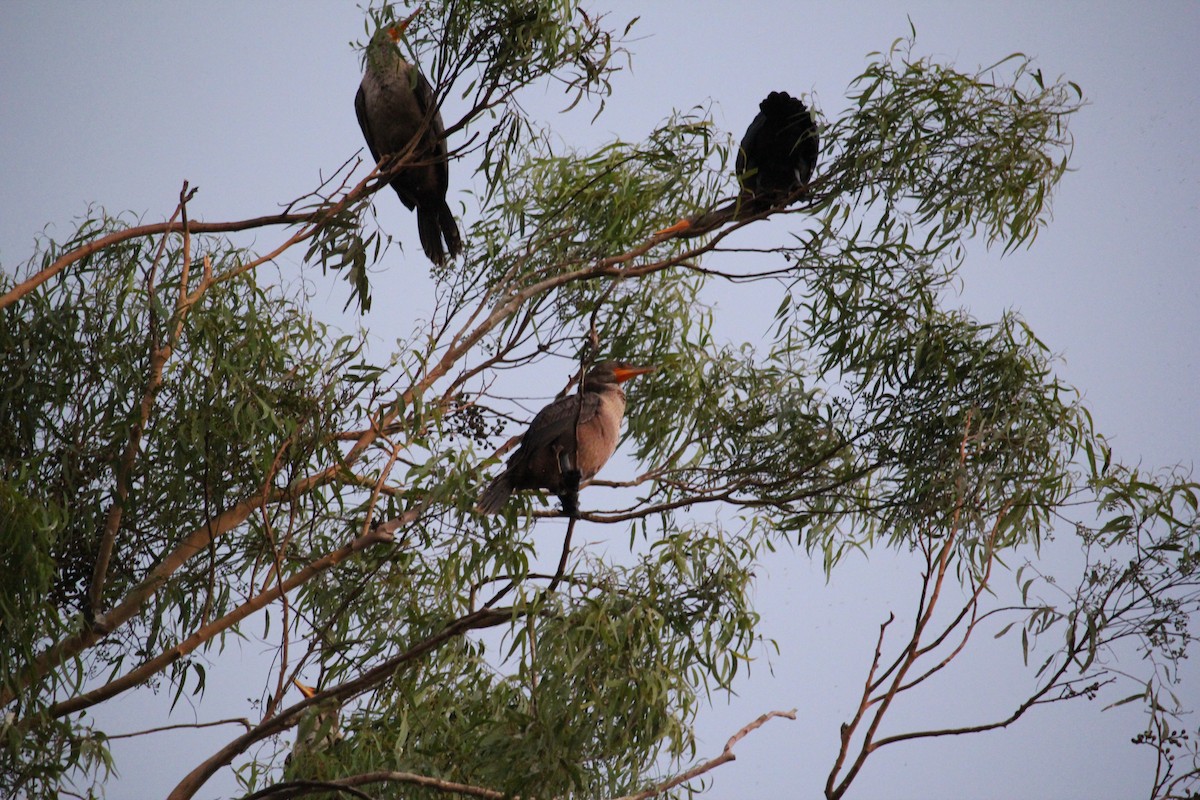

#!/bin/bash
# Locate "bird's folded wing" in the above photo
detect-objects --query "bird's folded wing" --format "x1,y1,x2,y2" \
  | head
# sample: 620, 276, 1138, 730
513, 392, 602, 458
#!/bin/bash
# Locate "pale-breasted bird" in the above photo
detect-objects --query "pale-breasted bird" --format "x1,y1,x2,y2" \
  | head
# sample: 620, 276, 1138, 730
284, 678, 342, 779
476, 361, 656, 516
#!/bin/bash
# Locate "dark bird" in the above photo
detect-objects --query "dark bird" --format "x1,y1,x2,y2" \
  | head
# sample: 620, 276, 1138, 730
737, 91, 819, 207
355, 8, 462, 265
476, 361, 656, 516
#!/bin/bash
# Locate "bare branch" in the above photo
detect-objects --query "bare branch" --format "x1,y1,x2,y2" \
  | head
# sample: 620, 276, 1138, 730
611, 709, 797, 800
104, 717, 252, 741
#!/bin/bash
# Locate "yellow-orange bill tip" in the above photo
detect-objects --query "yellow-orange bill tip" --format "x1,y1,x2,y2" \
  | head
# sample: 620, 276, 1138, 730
292, 678, 317, 699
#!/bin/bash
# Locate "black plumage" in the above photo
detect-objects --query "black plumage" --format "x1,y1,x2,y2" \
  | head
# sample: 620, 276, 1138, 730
476, 361, 655, 516
736, 91, 819, 206
355, 12, 461, 265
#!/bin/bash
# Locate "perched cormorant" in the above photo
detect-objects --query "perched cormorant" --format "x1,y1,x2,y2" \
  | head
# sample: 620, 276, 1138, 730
476, 361, 655, 516
284, 679, 342, 779
737, 91, 819, 206
355, 9, 461, 265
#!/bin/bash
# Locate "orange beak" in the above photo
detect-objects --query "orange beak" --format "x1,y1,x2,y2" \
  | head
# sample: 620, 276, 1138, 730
292, 678, 318, 699
654, 218, 692, 237
387, 6, 422, 41
612, 364, 656, 383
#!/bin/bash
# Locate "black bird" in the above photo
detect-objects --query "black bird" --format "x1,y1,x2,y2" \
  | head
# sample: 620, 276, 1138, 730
737, 91, 819, 207
355, 9, 461, 265
476, 361, 656, 516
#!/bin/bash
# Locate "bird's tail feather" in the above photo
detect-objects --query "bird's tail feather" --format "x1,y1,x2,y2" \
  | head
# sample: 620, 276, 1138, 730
475, 472, 513, 515
417, 202, 461, 266
439, 202, 462, 259
417, 206, 446, 265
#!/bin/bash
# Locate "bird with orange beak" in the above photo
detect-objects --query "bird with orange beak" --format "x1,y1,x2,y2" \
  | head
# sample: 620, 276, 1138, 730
477, 361, 656, 516
285, 678, 342, 779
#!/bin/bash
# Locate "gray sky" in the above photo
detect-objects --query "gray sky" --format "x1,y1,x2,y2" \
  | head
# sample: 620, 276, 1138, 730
2, 2, 1198, 798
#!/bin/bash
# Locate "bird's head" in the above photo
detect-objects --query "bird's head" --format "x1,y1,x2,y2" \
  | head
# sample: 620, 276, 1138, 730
584, 361, 656, 388
386, 6, 422, 44
761, 90, 806, 118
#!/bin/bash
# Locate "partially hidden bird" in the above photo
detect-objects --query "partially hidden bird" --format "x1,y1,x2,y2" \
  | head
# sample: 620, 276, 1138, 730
476, 361, 656, 516
736, 91, 819, 207
284, 679, 343, 780
355, 8, 461, 265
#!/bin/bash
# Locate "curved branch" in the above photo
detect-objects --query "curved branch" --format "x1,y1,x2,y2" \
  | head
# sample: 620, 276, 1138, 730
612, 708, 798, 800
0, 211, 311, 311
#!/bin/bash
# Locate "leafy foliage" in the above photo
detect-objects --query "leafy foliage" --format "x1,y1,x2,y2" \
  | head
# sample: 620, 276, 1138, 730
1, 5, 1196, 800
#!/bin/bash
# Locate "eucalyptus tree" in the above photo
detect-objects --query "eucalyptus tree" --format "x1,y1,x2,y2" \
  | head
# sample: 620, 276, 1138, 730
1, 3, 1196, 800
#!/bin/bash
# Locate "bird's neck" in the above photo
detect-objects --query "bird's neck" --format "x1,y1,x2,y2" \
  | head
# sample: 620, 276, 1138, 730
367, 39, 408, 74
582, 381, 624, 399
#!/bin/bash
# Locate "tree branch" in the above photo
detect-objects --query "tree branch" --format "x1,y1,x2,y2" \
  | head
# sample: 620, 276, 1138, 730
166, 607, 514, 800
104, 717, 252, 740
47, 523, 400, 719
88, 181, 202, 618
611, 708, 798, 800
245, 771, 504, 800
0, 211, 311, 311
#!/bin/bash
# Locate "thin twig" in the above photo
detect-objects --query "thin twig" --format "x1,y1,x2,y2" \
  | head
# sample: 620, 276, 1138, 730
827, 613, 893, 798
545, 515, 577, 597
611, 709, 798, 800
105, 717, 252, 740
